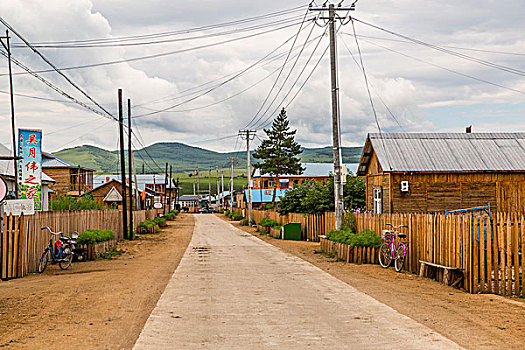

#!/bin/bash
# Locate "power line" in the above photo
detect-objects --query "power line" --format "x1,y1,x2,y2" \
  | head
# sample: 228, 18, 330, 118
13, 5, 306, 46
133, 19, 315, 118
0, 17, 115, 120
352, 17, 525, 78
2, 19, 312, 77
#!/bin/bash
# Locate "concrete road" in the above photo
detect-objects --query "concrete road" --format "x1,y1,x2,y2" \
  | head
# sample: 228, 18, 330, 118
134, 214, 461, 349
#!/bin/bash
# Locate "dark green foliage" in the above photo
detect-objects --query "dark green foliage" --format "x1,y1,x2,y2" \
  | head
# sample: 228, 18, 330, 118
153, 217, 167, 227
259, 203, 275, 211
78, 229, 114, 245
258, 217, 279, 228
51, 194, 104, 211
326, 227, 381, 248
240, 218, 249, 226
343, 212, 357, 233
139, 220, 156, 229
164, 212, 175, 220
253, 108, 304, 203
277, 176, 366, 215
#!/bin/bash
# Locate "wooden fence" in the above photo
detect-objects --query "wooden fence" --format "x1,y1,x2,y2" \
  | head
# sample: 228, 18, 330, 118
1, 209, 160, 280
234, 208, 525, 297
233, 208, 335, 242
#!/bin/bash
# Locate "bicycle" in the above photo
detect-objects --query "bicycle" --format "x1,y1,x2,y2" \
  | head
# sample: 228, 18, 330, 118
378, 223, 408, 272
38, 226, 78, 273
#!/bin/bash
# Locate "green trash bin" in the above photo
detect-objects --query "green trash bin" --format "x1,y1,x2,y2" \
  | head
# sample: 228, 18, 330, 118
282, 223, 301, 241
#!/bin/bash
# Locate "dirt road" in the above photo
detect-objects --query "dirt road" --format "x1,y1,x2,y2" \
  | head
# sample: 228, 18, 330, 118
0, 214, 194, 349
134, 214, 460, 349
229, 216, 525, 350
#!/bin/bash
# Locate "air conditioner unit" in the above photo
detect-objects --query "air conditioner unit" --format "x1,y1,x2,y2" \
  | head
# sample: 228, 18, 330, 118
401, 181, 409, 192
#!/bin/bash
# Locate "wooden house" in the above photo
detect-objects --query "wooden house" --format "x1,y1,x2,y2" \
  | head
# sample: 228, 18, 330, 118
84, 179, 136, 208
357, 132, 525, 214
42, 153, 94, 197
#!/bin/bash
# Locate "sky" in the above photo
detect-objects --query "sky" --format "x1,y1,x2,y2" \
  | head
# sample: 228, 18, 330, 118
0, 0, 525, 158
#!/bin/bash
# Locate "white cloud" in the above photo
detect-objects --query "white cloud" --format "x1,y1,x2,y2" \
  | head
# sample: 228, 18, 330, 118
0, 0, 524, 156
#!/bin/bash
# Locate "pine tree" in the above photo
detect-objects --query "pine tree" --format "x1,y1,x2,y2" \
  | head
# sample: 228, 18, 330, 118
253, 108, 304, 204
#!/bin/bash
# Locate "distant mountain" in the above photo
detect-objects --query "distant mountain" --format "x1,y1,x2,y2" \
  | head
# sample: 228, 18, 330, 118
54, 142, 363, 174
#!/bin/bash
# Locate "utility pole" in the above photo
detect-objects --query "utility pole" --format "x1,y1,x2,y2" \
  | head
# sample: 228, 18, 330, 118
208, 168, 211, 207
193, 181, 196, 196
0, 30, 18, 198
239, 130, 255, 223
196, 168, 200, 198
221, 170, 224, 208
128, 99, 133, 239
216, 167, 220, 209
118, 89, 128, 239
309, 2, 355, 230
230, 158, 235, 211
175, 177, 180, 208
77, 165, 81, 196
168, 165, 173, 211
163, 162, 168, 215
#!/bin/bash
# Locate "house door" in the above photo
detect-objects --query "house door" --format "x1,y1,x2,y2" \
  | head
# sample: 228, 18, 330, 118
373, 188, 382, 214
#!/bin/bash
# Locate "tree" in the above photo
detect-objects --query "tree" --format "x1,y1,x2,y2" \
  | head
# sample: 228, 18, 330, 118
253, 108, 304, 204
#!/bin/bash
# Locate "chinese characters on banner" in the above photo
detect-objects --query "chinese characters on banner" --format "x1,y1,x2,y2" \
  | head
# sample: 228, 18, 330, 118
18, 129, 42, 210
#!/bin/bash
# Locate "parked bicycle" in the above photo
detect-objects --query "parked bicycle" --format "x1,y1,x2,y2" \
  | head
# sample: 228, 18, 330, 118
379, 223, 407, 272
38, 226, 78, 273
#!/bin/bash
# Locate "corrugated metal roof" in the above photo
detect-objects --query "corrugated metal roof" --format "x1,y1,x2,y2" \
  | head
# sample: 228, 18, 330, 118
244, 189, 288, 203
366, 132, 525, 172
42, 154, 76, 168
254, 162, 359, 178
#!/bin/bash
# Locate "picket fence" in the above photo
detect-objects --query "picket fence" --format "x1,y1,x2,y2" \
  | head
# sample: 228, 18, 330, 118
235, 208, 525, 296
0, 209, 160, 280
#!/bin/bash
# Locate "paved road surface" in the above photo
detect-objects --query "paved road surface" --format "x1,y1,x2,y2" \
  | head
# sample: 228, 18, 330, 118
134, 214, 461, 349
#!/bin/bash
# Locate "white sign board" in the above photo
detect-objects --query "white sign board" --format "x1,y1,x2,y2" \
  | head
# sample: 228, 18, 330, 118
153, 202, 163, 209
0, 176, 6, 202
3, 199, 35, 216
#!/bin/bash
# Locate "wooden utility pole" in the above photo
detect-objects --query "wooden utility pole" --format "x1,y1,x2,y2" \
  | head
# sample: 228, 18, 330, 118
216, 167, 220, 208
127, 99, 133, 239
163, 163, 168, 215
309, 2, 355, 230
230, 158, 234, 211
77, 165, 81, 196
168, 165, 173, 211
0, 30, 18, 198
208, 168, 211, 207
221, 170, 224, 208
196, 168, 200, 198
118, 89, 128, 239
239, 130, 255, 223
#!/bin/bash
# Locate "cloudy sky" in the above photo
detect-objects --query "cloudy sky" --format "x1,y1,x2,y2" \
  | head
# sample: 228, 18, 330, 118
0, 0, 525, 156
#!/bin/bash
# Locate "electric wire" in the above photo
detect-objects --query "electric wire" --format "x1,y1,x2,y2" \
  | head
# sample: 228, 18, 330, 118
2, 19, 313, 77
133, 18, 315, 118
243, 9, 312, 129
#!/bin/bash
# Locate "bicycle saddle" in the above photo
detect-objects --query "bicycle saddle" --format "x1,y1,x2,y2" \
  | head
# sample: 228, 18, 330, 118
398, 233, 407, 238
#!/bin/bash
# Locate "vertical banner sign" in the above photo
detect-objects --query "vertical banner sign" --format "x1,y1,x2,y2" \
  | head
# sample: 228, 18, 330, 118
18, 129, 42, 210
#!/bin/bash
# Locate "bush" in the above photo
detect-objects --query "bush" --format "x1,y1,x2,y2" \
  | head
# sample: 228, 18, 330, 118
258, 217, 279, 228
138, 220, 157, 234
164, 212, 175, 221
231, 213, 243, 221
78, 229, 114, 245
240, 218, 249, 226
326, 227, 381, 248
154, 217, 167, 227
51, 194, 105, 211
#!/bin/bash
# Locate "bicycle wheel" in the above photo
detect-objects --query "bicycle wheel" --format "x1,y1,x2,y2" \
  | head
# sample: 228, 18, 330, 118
378, 242, 392, 268
59, 245, 73, 270
394, 244, 406, 272
38, 249, 50, 273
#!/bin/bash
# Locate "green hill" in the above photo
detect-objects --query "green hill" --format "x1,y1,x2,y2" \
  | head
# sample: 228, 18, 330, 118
54, 142, 363, 174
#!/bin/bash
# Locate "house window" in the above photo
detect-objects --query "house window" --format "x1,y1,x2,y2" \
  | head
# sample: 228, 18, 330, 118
268, 180, 275, 187
373, 188, 382, 214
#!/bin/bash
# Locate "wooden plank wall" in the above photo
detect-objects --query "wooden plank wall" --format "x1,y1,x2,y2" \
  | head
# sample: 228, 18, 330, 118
0, 214, 23, 280
0, 209, 160, 280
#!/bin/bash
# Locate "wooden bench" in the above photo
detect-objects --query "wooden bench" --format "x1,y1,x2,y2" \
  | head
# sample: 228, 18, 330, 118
419, 260, 464, 287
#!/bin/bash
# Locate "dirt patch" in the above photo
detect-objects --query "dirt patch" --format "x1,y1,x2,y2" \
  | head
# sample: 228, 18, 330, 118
224, 215, 525, 350
0, 214, 194, 350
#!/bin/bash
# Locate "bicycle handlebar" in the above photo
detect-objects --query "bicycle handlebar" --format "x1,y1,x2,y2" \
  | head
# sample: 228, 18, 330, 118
385, 223, 408, 229
41, 226, 62, 236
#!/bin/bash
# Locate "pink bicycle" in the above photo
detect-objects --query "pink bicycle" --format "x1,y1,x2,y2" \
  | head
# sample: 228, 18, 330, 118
378, 223, 407, 272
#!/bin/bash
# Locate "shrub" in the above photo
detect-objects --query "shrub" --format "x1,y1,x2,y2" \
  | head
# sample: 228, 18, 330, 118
240, 218, 249, 226
154, 217, 167, 227
326, 227, 381, 248
78, 229, 114, 245
231, 213, 243, 221
138, 220, 157, 234
258, 217, 279, 228
51, 194, 105, 211
164, 212, 175, 221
